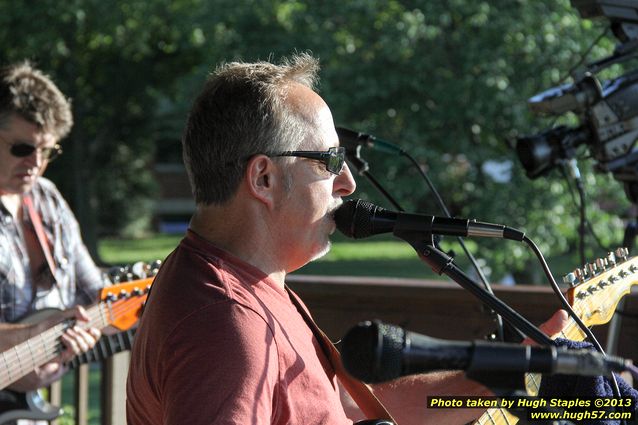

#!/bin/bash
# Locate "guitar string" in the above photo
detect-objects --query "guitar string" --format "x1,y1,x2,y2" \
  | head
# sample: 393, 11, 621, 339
1, 296, 143, 364
0, 299, 141, 387
0, 294, 147, 388
0, 298, 143, 387
0, 296, 604, 393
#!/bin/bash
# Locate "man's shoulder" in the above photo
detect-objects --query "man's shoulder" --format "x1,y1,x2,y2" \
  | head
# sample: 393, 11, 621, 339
33, 177, 60, 194
31, 177, 67, 206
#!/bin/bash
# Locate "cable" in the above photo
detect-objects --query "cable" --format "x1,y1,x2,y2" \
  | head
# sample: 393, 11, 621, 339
559, 162, 611, 255
401, 152, 511, 342
558, 27, 611, 84
522, 234, 623, 402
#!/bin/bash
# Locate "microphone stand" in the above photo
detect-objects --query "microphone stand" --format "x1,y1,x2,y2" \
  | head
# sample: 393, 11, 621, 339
400, 236, 576, 423
345, 145, 511, 342
393, 229, 553, 346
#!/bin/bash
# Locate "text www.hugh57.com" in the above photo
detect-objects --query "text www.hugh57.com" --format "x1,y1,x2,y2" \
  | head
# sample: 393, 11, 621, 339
528, 409, 633, 422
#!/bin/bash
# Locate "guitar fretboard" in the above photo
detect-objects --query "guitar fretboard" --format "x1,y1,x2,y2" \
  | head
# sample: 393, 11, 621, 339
0, 303, 109, 389
68, 328, 136, 369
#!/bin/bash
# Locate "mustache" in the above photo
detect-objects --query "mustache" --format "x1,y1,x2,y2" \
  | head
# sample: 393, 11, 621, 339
328, 200, 343, 219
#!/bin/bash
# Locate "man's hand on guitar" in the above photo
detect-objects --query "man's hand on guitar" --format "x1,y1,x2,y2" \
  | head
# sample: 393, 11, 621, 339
9, 306, 101, 392
57, 306, 102, 362
524, 309, 570, 345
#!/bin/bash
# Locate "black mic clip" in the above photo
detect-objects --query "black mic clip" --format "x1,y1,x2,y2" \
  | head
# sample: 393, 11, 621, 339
345, 144, 370, 175
390, 227, 450, 274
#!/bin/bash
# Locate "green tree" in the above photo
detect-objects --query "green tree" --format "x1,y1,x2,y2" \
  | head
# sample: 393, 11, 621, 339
2, 0, 629, 281
0, 0, 207, 248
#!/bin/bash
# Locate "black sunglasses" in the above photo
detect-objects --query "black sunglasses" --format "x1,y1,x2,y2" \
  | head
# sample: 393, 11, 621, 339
2, 136, 63, 161
272, 146, 345, 175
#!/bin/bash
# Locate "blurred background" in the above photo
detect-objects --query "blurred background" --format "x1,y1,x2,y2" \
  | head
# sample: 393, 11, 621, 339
1, 0, 632, 284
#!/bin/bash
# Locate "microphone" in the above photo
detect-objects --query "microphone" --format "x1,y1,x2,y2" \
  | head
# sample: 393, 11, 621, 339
334, 199, 525, 241
340, 321, 630, 383
336, 127, 405, 155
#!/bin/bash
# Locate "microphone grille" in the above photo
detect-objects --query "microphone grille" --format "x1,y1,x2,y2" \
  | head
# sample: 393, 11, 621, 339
341, 320, 405, 383
334, 199, 378, 239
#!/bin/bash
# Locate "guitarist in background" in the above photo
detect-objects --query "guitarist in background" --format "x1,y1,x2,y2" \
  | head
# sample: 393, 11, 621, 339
0, 62, 105, 408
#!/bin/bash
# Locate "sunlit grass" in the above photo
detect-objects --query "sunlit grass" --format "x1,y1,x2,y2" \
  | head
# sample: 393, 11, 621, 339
98, 234, 182, 264
98, 233, 439, 279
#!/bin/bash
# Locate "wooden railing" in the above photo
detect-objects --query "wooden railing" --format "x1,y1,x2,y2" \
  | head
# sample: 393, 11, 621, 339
46, 275, 638, 424
47, 352, 129, 425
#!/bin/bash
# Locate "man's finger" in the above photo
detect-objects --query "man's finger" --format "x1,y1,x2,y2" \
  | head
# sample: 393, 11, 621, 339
523, 309, 569, 345
539, 309, 569, 338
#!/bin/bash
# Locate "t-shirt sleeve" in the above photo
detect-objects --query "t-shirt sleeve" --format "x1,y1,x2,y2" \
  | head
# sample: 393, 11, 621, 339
158, 301, 280, 425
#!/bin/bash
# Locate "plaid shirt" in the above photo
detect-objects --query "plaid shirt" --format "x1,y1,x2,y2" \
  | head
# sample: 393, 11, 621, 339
0, 178, 106, 322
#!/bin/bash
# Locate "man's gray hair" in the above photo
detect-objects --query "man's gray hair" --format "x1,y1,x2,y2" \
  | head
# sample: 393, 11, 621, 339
182, 53, 320, 205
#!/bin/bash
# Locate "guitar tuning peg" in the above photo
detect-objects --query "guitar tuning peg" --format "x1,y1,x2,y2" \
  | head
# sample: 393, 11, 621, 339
573, 268, 585, 283
615, 247, 629, 262
562, 272, 577, 286
587, 263, 598, 277
150, 260, 162, 276
131, 261, 148, 279
595, 258, 606, 271
607, 252, 617, 266
107, 266, 126, 283
581, 266, 591, 280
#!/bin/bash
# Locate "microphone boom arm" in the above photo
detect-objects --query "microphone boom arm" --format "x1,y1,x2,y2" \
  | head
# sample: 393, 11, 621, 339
394, 230, 553, 346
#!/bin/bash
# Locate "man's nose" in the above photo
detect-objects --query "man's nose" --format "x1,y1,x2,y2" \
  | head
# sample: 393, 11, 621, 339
22, 148, 44, 168
334, 162, 357, 196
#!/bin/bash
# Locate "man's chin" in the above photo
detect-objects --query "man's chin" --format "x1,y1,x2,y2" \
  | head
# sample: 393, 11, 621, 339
309, 240, 332, 263
2, 183, 33, 196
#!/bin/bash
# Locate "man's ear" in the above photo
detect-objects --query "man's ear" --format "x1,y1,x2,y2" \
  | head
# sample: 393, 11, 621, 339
245, 154, 279, 208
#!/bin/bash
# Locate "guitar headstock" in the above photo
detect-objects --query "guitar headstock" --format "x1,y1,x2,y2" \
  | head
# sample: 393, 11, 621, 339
565, 248, 638, 328
99, 260, 161, 330
99, 277, 154, 330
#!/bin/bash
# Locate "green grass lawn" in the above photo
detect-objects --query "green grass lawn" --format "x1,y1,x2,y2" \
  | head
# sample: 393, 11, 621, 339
98, 233, 444, 280
98, 232, 584, 282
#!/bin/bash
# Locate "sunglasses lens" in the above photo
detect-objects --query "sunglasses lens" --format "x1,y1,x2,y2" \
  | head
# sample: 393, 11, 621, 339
10, 144, 36, 157
327, 148, 345, 174
9, 143, 62, 160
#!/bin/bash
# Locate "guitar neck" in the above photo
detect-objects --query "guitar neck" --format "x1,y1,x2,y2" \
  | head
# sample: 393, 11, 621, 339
67, 328, 136, 369
0, 302, 109, 390
0, 277, 152, 390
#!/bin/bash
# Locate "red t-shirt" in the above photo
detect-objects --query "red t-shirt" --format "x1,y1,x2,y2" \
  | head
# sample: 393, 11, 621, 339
126, 230, 352, 424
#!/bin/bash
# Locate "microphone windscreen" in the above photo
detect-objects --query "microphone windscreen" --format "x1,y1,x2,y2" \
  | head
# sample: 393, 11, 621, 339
341, 320, 405, 383
334, 199, 378, 239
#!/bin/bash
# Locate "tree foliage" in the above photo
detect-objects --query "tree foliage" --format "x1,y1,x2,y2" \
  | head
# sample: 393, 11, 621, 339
1, 0, 630, 280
